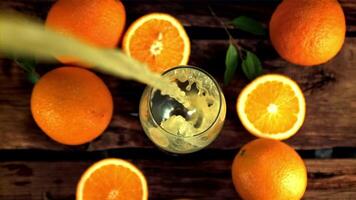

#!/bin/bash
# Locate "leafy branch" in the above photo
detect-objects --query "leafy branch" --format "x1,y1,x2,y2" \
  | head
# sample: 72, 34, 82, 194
208, 6, 265, 84
14, 56, 39, 84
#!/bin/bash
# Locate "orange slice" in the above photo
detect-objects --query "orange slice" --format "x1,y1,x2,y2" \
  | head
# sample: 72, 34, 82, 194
237, 74, 306, 140
122, 13, 190, 73
76, 158, 148, 200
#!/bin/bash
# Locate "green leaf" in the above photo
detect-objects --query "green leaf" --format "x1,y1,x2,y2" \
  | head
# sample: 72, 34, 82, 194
26, 71, 40, 84
15, 57, 40, 84
231, 16, 266, 36
15, 57, 35, 71
224, 43, 239, 85
241, 51, 263, 80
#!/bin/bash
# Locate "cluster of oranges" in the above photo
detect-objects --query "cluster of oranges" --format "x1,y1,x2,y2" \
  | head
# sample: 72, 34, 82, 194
34, 0, 191, 146
32, 0, 190, 199
28, 0, 345, 200
233, 1, 345, 200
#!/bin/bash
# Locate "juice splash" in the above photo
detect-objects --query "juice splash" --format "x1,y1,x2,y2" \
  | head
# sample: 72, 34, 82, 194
0, 13, 227, 154
154, 67, 221, 137
0, 13, 188, 107
139, 67, 226, 154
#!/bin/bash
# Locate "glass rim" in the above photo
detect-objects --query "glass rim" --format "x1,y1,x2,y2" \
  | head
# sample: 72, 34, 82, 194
147, 65, 223, 138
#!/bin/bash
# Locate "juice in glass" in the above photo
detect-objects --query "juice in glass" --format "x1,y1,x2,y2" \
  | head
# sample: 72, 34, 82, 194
139, 66, 226, 154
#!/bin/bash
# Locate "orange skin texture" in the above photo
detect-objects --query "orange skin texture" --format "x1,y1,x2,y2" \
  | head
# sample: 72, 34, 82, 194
232, 139, 307, 200
269, 0, 346, 66
31, 67, 113, 145
45, 0, 126, 64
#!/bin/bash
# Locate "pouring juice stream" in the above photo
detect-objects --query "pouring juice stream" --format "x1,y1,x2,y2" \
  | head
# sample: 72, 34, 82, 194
0, 13, 225, 149
0, 13, 189, 107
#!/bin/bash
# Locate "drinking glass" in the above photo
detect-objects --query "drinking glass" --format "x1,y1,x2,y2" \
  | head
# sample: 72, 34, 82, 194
139, 66, 226, 154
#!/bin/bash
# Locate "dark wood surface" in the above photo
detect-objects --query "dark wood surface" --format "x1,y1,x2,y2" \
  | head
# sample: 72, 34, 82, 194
0, 0, 356, 199
1, 159, 356, 200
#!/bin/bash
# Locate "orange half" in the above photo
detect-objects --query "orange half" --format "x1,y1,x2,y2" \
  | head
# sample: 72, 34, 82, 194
123, 13, 190, 73
237, 74, 306, 140
76, 158, 148, 200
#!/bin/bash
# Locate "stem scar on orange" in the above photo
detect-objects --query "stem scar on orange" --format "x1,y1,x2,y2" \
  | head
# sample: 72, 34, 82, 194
122, 13, 190, 73
232, 139, 307, 200
76, 158, 148, 200
45, 0, 126, 64
31, 67, 113, 145
269, 0, 346, 66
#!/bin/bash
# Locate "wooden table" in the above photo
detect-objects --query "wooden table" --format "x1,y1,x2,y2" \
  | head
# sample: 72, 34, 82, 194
0, 0, 356, 199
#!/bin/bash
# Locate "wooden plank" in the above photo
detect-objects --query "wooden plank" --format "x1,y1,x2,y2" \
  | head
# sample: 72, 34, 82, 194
0, 0, 355, 150
304, 159, 356, 200
0, 0, 356, 35
0, 159, 355, 200
1, 38, 356, 150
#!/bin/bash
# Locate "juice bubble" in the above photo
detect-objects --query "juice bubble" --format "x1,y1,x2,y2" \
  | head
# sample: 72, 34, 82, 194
140, 66, 226, 154
151, 67, 220, 137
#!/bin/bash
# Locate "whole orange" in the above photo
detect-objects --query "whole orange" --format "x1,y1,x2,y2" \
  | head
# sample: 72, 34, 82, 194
269, 0, 345, 66
45, 0, 126, 64
31, 67, 113, 145
232, 139, 307, 200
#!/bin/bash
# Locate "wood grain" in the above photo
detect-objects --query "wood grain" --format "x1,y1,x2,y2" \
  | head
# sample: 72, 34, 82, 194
0, 159, 355, 200
1, 38, 356, 150
0, 1, 355, 200
1, 0, 356, 37
0, 0, 355, 151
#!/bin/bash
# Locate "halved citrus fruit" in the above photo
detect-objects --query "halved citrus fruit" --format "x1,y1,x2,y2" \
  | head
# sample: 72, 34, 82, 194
122, 13, 190, 73
76, 158, 148, 200
237, 74, 306, 140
